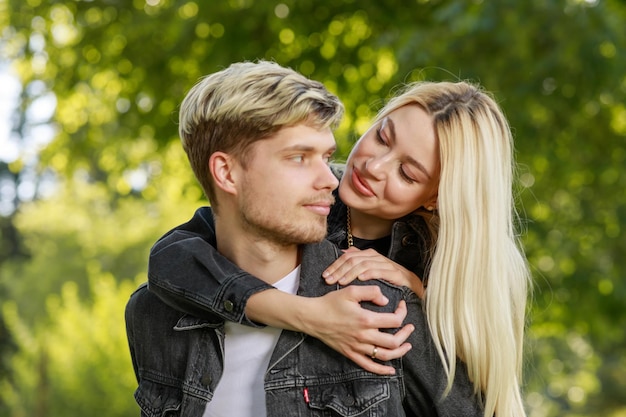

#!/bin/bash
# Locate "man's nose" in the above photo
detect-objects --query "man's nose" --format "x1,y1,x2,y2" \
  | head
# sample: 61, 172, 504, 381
317, 161, 339, 190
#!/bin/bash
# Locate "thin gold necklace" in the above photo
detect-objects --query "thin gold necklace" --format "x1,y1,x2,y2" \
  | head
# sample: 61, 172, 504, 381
346, 208, 354, 248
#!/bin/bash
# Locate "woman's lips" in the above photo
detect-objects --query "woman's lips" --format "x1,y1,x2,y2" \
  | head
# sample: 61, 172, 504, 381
351, 167, 375, 197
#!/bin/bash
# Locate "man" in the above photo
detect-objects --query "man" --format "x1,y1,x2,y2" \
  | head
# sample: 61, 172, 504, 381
125, 61, 482, 416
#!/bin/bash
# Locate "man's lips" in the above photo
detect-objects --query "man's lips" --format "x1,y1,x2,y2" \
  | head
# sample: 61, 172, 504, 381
351, 167, 375, 197
303, 199, 334, 216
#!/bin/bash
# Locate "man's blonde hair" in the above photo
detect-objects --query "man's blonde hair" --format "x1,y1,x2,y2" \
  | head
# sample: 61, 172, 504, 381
179, 60, 344, 209
377, 81, 531, 417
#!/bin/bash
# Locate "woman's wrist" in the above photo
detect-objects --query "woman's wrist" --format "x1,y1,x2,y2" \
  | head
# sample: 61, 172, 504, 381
246, 289, 313, 332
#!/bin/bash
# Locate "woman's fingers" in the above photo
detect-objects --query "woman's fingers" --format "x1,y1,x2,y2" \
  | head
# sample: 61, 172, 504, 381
303, 288, 415, 375
324, 249, 388, 283
324, 250, 421, 292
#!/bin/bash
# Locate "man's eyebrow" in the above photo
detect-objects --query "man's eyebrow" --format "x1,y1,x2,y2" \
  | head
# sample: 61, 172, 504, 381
281, 144, 337, 153
386, 117, 432, 180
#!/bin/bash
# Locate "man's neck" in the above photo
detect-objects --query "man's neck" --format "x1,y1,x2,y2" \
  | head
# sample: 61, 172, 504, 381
215, 221, 300, 285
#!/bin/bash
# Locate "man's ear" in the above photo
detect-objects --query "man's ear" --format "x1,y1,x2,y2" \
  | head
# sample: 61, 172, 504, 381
209, 151, 238, 195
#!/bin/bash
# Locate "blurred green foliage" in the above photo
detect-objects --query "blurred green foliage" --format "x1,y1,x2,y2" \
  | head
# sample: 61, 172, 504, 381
0, 0, 624, 416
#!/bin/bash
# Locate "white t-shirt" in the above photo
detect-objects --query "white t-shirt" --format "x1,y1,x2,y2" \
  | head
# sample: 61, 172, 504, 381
203, 266, 301, 417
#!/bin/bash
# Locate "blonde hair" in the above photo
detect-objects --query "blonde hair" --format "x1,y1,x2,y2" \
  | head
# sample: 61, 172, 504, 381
179, 60, 344, 210
377, 82, 530, 417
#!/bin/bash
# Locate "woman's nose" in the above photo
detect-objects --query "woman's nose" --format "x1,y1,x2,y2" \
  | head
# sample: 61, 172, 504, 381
364, 154, 390, 179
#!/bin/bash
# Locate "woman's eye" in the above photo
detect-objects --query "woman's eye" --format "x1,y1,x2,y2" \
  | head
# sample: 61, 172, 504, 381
375, 129, 387, 145
399, 166, 417, 184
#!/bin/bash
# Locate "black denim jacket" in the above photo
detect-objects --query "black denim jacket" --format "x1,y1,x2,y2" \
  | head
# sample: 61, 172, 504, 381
126, 207, 484, 416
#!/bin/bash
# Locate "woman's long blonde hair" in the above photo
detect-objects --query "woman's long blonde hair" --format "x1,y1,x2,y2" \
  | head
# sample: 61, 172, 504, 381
375, 81, 531, 417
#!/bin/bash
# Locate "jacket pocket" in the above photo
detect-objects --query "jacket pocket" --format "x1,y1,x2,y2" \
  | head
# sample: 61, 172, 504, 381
135, 378, 182, 417
306, 378, 396, 416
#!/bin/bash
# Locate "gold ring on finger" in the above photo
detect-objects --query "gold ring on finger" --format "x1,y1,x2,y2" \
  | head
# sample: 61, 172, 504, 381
371, 346, 378, 359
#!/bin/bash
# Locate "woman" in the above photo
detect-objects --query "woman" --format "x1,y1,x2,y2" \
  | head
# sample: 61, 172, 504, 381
148, 80, 531, 417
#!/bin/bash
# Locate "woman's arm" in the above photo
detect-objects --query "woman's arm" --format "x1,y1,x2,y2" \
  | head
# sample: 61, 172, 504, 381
149, 207, 414, 374
149, 207, 273, 326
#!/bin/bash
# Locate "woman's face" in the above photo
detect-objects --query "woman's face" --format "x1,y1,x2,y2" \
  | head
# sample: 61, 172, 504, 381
339, 104, 440, 220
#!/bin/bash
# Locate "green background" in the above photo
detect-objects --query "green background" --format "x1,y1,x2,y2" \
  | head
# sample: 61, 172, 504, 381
0, 0, 624, 415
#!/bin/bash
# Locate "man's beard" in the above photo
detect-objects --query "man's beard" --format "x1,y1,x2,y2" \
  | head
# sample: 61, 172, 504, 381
239, 198, 329, 247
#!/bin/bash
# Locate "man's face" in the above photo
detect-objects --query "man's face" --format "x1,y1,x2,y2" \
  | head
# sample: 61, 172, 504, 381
236, 124, 338, 246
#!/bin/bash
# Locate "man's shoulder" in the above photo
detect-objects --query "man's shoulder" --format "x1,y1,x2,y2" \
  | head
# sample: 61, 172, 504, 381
301, 239, 340, 264
151, 206, 215, 253
126, 282, 157, 313
125, 281, 189, 329
297, 240, 340, 297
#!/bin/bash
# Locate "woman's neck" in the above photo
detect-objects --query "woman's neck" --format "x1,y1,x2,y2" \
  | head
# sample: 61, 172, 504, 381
349, 208, 394, 240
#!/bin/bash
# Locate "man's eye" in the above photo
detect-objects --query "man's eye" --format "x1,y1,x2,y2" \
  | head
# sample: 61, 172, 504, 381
290, 155, 304, 163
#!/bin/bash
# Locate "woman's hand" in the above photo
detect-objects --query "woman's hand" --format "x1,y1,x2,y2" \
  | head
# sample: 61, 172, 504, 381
247, 286, 414, 375
299, 285, 415, 375
322, 247, 425, 298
